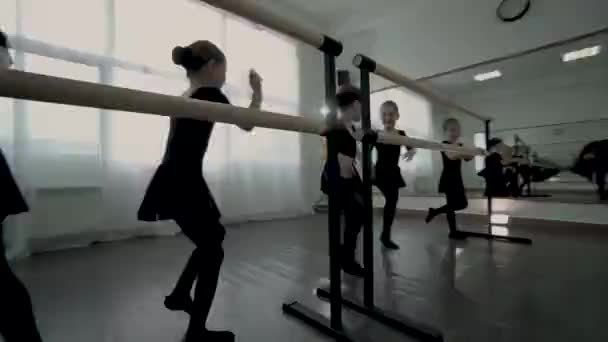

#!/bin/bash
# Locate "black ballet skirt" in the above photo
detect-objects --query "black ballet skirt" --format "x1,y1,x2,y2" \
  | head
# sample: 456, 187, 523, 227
138, 87, 228, 222
438, 142, 465, 195
0, 148, 28, 221
373, 130, 407, 190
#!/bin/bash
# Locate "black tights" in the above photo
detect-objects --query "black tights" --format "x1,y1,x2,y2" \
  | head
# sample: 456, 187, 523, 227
172, 217, 225, 336
0, 224, 43, 342
338, 180, 364, 262
378, 186, 399, 238
432, 192, 468, 232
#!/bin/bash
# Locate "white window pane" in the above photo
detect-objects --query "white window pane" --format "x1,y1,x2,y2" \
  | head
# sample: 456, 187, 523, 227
109, 70, 187, 165
25, 54, 100, 150
0, 0, 17, 35
225, 17, 300, 102
24, 55, 101, 187
223, 96, 299, 164
115, 0, 223, 70
474, 133, 486, 172
21, 0, 106, 54
0, 98, 14, 152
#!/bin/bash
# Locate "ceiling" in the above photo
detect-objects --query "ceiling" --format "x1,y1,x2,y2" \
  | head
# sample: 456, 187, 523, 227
430, 31, 608, 95
255, 0, 405, 30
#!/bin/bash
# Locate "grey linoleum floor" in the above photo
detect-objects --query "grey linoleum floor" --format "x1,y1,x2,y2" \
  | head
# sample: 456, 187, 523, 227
11, 213, 608, 342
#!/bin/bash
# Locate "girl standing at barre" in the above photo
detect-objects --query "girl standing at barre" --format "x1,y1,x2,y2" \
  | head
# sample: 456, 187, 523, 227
321, 85, 366, 277
372, 101, 415, 249
425, 118, 473, 240
138, 40, 262, 342
0, 29, 44, 342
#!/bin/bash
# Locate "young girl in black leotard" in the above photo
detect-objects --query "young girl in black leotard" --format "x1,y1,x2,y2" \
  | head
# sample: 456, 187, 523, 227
425, 118, 473, 239
138, 40, 262, 342
572, 139, 608, 201
321, 85, 366, 277
372, 101, 415, 249
0, 30, 44, 342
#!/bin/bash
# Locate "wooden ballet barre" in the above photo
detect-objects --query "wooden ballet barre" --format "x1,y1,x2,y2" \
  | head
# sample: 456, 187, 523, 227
0, 70, 325, 135
353, 54, 490, 122
0, 70, 485, 156
199, 0, 342, 55
377, 132, 486, 156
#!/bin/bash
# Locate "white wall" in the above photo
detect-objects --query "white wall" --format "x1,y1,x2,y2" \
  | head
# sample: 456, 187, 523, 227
336, 28, 378, 85
332, 0, 608, 91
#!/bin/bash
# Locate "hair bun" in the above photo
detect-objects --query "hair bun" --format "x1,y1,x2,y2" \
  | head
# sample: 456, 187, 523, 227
172, 46, 191, 67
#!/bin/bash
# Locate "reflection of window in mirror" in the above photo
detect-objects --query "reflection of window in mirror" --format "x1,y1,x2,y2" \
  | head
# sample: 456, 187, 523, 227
474, 133, 486, 172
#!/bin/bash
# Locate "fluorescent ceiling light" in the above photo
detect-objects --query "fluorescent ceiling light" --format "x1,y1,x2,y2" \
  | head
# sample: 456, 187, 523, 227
474, 70, 502, 81
562, 45, 601, 62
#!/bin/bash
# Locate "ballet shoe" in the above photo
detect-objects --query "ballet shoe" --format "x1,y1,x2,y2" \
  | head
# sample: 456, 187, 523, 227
184, 330, 235, 342
425, 208, 436, 223
164, 293, 194, 314
342, 259, 365, 277
448, 230, 467, 240
380, 236, 399, 250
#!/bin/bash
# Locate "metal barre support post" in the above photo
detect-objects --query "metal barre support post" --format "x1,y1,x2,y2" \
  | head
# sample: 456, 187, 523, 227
319, 62, 445, 342
457, 120, 533, 245
359, 65, 374, 309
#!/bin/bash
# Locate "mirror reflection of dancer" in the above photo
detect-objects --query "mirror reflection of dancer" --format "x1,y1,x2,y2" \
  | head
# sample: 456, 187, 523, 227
372, 101, 415, 249
138, 40, 262, 342
480, 138, 516, 197
0, 30, 44, 342
320, 85, 367, 277
425, 118, 473, 239
572, 139, 608, 201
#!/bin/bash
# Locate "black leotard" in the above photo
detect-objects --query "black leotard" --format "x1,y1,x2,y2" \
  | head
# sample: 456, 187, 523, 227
438, 141, 465, 195
0, 148, 28, 221
138, 87, 229, 222
373, 130, 406, 189
320, 125, 361, 194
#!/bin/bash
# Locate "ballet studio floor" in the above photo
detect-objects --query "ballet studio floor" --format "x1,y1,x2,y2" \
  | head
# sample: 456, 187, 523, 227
11, 213, 608, 342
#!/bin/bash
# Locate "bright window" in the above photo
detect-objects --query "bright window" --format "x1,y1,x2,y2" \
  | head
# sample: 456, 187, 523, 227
115, 0, 223, 70
21, 0, 107, 54
0, 0, 17, 35
24, 54, 101, 188
223, 17, 300, 165
109, 69, 186, 165
25, 54, 100, 151
0, 98, 14, 150
474, 132, 486, 171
